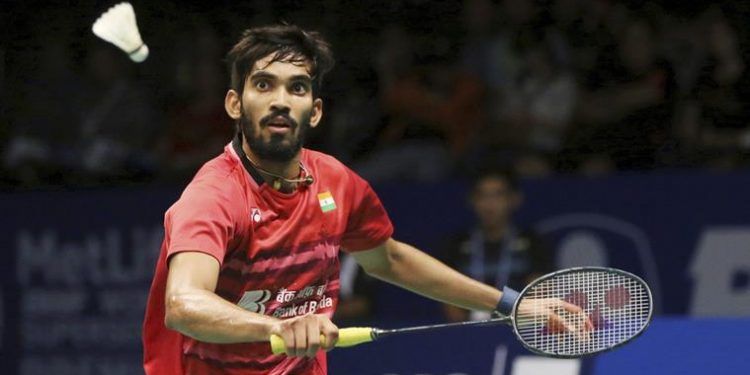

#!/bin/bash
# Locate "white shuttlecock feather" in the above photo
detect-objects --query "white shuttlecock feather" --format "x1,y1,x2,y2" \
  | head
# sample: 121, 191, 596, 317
92, 2, 149, 63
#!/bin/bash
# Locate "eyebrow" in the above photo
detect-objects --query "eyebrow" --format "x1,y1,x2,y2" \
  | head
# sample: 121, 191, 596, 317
248, 71, 312, 83
289, 75, 312, 84
249, 71, 277, 81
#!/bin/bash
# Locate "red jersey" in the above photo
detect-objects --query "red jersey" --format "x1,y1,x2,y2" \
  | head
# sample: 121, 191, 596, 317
143, 136, 393, 375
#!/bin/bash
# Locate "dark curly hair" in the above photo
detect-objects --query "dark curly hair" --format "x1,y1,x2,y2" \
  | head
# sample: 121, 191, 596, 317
226, 24, 335, 97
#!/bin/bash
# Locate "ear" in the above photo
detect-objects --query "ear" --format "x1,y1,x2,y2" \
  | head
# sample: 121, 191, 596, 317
225, 89, 241, 120
309, 98, 323, 128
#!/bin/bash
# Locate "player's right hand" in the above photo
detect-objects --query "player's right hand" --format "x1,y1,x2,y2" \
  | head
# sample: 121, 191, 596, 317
517, 298, 593, 341
269, 314, 339, 357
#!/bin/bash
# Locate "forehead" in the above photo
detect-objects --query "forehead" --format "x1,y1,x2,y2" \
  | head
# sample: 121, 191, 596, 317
249, 53, 313, 78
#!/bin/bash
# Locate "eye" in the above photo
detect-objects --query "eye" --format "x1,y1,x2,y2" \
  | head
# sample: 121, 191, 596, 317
291, 82, 309, 95
255, 80, 270, 91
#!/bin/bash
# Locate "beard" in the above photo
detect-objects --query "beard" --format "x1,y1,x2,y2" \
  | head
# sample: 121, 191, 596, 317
240, 108, 311, 162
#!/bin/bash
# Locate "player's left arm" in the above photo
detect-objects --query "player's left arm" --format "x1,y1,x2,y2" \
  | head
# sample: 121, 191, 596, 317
351, 238, 502, 312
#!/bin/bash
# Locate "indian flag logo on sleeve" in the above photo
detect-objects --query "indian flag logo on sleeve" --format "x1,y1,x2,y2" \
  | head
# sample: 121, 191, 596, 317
317, 191, 337, 213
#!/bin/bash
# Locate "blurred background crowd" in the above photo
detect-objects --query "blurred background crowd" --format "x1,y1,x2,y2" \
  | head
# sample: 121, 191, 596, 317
2, 0, 750, 189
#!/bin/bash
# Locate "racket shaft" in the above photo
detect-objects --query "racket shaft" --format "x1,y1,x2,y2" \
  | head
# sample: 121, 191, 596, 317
270, 327, 375, 354
378, 315, 512, 338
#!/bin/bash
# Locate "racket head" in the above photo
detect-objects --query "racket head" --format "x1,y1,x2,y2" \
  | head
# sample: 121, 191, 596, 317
511, 267, 653, 358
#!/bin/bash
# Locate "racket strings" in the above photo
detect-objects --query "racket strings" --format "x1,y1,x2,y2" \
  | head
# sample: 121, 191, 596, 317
515, 270, 651, 357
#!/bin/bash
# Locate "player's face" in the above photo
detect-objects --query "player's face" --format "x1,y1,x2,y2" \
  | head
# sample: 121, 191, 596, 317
470, 177, 519, 227
239, 54, 323, 162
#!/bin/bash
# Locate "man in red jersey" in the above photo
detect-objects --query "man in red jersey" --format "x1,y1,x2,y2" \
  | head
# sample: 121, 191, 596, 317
143, 24, 582, 375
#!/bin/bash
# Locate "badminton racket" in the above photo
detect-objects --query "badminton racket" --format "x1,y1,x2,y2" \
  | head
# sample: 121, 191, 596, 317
270, 266, 652, 358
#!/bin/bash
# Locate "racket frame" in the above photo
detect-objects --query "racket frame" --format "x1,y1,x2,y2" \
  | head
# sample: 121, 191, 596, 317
510, 266, 654, 358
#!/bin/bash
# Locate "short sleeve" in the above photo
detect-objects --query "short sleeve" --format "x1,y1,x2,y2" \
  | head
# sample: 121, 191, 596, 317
164, 170, 244, 265
340, 172, 393, 252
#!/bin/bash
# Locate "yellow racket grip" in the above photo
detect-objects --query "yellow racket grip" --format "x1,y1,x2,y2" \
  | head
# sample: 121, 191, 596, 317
270, 327, 374, 354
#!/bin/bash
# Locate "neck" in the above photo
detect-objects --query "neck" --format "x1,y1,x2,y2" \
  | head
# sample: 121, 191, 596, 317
481, 222, 510, 242
242, 140, 301, 182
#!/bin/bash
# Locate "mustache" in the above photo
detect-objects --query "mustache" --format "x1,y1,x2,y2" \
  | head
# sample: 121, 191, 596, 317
259, 111, 298, 128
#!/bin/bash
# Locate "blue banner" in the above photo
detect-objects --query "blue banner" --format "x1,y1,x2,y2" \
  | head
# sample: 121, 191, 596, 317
592, 318, 749, 375
0, 188, 179, 375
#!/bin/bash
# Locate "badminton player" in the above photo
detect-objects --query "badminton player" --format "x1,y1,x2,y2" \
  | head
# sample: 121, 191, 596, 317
142, 24, 577, 375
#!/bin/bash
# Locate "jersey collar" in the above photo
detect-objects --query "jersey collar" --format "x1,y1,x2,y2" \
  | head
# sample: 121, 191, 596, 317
231, 132, 266, 186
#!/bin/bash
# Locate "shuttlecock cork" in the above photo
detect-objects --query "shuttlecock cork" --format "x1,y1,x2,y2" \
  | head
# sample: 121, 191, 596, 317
92, 2, 149, 63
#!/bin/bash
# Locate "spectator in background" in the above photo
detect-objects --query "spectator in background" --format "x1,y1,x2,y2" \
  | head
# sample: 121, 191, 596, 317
460, 0, 577, 178
352, 25, 445, 183
3, 33, 87, 185
562, 16, 677, 173
497, 34, 578, 177
460, 0, 509, 95
159, 24, 234, 181
439, 168, 552, 322
550, 0, 629, 87
678, 8, 750, 169
78, 44, 160, 183
5, 1, 750, 187
321, 73, 382, 165
353, 25, 484, 184
460, 0, 539, 170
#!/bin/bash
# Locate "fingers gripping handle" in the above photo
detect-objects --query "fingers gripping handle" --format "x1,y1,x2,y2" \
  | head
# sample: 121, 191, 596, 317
270, 327, 375, 354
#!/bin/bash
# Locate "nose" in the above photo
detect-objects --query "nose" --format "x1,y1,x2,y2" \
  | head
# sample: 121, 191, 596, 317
269, 87, 291, 113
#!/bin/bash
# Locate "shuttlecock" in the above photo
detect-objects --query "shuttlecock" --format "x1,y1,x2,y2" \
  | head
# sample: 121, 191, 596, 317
92, 2, 149, 63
